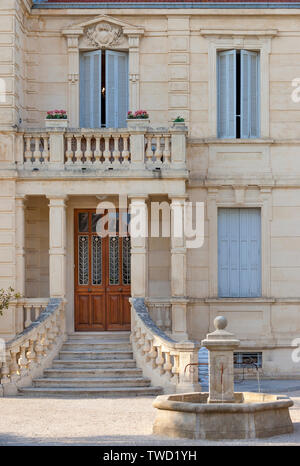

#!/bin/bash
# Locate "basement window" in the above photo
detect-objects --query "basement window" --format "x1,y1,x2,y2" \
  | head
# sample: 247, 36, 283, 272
234, 352, 262, 368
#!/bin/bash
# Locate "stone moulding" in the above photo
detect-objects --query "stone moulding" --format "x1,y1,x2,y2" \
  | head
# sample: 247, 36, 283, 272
153, 392, 294, 440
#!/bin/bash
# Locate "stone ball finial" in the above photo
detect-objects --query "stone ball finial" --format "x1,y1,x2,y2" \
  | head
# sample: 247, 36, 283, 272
214, 315, 227, 330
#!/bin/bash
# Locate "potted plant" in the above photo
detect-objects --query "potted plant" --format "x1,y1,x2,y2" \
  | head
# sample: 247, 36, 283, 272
127, 110, 150, 129
172, 116, 186, 128
0, 287, 21, 317
45, 110, 68, 128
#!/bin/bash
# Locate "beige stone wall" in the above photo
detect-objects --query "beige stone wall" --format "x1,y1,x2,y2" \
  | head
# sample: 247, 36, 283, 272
0, 4, 300, 372
25, 196, 49, 298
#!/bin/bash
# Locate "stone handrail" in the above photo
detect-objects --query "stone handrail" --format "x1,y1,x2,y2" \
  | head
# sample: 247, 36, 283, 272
17, 126, 187, 171
0, 298, 66, 396
130, 297, 200, 393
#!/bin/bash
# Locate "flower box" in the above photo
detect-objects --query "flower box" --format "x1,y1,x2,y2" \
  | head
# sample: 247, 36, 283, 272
45, 118, 68, 129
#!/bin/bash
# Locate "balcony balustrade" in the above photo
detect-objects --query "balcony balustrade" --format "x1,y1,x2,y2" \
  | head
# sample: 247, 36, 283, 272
18, 126, 187, 173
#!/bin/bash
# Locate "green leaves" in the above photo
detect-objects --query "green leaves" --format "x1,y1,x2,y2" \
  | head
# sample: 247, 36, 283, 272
0, 287, 21, 316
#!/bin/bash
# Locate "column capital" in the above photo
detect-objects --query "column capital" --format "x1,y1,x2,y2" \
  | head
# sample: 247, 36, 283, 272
47, 195, 69, 205
168, 194, 189, 202
15, 195, 28, 205
128, 194, 149, 202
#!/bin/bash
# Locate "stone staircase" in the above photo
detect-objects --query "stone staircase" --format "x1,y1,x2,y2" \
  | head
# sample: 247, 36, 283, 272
19, 332, 163, 397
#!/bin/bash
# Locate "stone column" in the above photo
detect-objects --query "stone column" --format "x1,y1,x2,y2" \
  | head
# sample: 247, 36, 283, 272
129, 195, 148, 298
126, 32, 143, 112
15, 195, 27, 333
47, 196, 68, 298
169, 195, 188, 341
202, 316, 240, 403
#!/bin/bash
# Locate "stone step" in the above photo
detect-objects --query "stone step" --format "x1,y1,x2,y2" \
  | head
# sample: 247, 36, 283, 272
18, 386, 163, 397
44, 368, 143, 378
67, 332, 130, 340
33, 376, 151, 388
52, 359, 136, 369
61, 341, 132, 351
59, 350, 133, 360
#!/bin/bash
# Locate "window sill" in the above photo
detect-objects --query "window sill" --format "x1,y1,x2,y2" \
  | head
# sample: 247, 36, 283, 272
204, 298, 275, 304
204, 138, 274, 144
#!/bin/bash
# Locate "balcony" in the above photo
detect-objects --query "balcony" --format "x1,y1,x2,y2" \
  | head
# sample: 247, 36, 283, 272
17, 125, 187, 177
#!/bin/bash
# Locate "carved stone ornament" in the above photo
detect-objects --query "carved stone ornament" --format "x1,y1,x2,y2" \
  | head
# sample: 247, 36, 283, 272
85, 22, 124, 48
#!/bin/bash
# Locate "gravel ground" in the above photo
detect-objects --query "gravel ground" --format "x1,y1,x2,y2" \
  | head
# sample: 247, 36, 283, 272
0, 380, 299, 446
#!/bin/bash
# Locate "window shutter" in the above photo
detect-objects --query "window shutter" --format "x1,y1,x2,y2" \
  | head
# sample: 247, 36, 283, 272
218, 208, 261, 298
105, 50, 128, 128
240, 50, 260, 138
79, 50, 102, 128
218, 208, 240, 297
217, 50, 236, 138
239, 208, 261, 297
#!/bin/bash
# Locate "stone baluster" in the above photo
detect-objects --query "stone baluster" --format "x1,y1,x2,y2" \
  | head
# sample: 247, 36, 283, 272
146, 134, 153, 165
75, 135, 83, 164
65, 135, 73, 164
94, 136, 101, 164
163, 351, 173, 377
85, 135, 93, 165
33, 305, 41, 321
24, 305, 32, 328
24, 135, 32, 164
143, 337, 151, 359
112, 135, 120, 165
154, 135, 162, 165
9, 349, 19, 379
163, 134, 171, 166
155, 345, 165, 374
42, 135, 49, 163
0, 352, 11, 385
103, 134, 111, 165
35, 332, 44, 365
165, 306, 172, 331
122, 134, 130, 165
18, 343, 29, 377
26, 339, 37, 370
156, 305, 163, 328
33, 137, 41, 164
149, 341, 157, 368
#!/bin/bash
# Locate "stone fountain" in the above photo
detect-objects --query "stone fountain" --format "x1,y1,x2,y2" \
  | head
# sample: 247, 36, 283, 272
153, 316, 294, 440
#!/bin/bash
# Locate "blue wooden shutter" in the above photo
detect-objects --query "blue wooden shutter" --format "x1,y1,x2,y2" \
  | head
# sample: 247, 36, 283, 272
218, 208, 261, 297
217, 50, 236, 138
80, 50, 102, 128
240, 50, 260, 138
105, 50, 128, 128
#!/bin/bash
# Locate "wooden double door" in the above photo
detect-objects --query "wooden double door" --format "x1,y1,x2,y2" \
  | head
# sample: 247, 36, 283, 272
74, 209, 131, 331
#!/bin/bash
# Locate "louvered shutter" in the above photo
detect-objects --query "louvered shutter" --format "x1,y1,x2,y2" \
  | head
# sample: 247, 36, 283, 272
217, 50, 237, 138
105, 50, 128, 128
79, 50, 102, 128
218, 208, 261, 297
240, 50, 260, 138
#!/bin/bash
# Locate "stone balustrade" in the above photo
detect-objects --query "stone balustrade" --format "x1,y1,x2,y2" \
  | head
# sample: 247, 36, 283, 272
22, 298, 49, 330
130, 297, 200, 394
145, 298, 172, 333
0, 298, 65, 396
18, 126, 187, 171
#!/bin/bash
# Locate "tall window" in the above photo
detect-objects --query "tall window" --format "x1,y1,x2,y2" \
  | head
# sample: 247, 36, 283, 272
218, 208, 261, 298
217, 50, 260, 139
80, 50, 128, 128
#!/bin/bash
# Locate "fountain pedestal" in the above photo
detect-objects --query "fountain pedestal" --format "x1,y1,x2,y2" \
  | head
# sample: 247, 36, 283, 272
152, 315, 294, 440
201, 316, 240, 403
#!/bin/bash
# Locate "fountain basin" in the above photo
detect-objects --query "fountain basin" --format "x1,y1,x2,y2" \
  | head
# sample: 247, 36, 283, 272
153, 392, 294, 440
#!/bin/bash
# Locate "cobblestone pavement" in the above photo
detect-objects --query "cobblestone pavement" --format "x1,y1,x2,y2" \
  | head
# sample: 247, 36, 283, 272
0, 380, 299, 446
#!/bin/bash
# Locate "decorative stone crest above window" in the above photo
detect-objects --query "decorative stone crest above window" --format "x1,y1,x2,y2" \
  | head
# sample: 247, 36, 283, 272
85, 22, 124, 49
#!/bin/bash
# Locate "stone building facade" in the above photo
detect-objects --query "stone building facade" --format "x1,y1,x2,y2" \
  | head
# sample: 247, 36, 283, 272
1, 0, 300, 386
